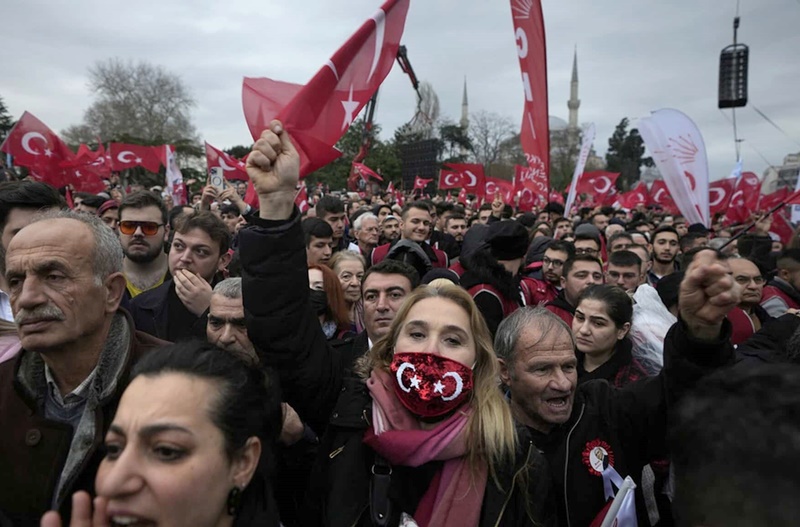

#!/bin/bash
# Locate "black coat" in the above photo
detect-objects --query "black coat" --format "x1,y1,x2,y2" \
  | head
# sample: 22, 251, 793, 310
240, 210, 555, 527
128, 279, 208, 341
529, 319, 734, 527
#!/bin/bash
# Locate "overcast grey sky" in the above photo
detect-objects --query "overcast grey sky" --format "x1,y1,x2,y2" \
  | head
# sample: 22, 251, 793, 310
3, 0, 798, 183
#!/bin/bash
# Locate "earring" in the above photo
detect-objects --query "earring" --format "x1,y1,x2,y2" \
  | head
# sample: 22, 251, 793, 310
227, 486, 242, 516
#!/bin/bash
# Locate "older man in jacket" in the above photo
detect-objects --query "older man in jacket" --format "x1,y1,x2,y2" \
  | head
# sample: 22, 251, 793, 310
0, 211, 163, 525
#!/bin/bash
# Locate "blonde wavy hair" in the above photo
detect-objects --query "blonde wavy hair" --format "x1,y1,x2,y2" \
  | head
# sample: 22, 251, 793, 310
357, 282, 517, 478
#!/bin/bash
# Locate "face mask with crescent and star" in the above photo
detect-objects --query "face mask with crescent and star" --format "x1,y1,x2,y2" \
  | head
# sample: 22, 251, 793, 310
390, 352, 474, 418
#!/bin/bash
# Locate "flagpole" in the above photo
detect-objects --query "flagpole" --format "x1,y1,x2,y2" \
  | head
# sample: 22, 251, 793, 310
720, 188, 800, 250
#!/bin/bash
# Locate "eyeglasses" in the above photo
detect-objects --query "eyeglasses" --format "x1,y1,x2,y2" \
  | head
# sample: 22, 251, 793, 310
119, 221, 164, 236
542, 256, 565, 268
734, 275, 765, 286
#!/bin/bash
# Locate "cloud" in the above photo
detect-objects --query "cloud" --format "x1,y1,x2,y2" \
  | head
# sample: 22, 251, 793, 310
1, 0, 798, 183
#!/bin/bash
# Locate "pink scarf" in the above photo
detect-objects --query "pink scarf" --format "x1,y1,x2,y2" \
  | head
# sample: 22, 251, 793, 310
363, 368, 487, 527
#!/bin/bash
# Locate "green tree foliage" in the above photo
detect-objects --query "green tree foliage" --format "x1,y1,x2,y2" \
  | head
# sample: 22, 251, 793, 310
0, 96, 14, 145
605, 118, 653, 191
224, 145, 252, 159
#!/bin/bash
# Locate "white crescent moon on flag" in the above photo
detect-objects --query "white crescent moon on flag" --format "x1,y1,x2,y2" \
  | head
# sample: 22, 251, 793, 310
486, 182, 498, 195
464, 171, 477, 187
396, 362, 415, 393
729, 189, 744, 206
441, 372, 463, 401
444, 173, 458, 187
709, 188, 725, 207
21, 132, 47, 155
592, 176, 611, 194
653, 188, 666, 203
117, 151, 136, 163
367, 9, 386, 83
218, 158, 235, 172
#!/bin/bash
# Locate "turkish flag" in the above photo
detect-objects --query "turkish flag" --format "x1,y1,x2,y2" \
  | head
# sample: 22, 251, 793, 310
59, 142, 111, 192
758, 188, 788, 212
386, 181, 395, 195
0, 111, 75, 188
726, 172, 762, 223
109, 143, 163, 173
413, 176, 433, 190
243, 0, 410, 178
518, 187, 538, 212
439, 169, 464, 190
295, 185, 309, 213
509, 0, 549, 200
457, 187, 467, 205
352, 161, 383, 182
770, 209, 794, 245
443, 163, 485, 195
485, 176, 514, 203
708, 178, 735, 216
205, 142, 248, 182
649, 180, 678, 213
617, 182, 649, 210
576, 171, 620, 205
514, 164, 547, 208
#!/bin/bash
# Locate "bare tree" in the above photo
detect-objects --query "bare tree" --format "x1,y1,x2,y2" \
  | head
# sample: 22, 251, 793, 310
468, 111, 515, 169
63, 59, 198, 150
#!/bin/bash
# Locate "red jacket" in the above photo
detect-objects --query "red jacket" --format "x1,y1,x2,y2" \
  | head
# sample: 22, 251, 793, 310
521, 277, 558, 306
545, 291, 575, 327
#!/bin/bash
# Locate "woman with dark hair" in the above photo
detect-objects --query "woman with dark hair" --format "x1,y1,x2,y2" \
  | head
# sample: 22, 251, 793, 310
42, 340, 283, 527
308, 264, 353, 340
572, 284, 649, 387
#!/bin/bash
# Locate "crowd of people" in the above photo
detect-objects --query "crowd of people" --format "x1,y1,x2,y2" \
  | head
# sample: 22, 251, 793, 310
0, 121, 798, 527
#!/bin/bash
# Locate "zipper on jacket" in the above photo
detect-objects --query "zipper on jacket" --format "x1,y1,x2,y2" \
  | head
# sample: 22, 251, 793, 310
493, 440, 534, 527
329, 445, 345, 459
563, 403, 585, 527
349, 504, 369, 527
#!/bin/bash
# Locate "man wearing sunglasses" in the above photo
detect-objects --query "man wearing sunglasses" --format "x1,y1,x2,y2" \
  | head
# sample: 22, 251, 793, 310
129, 210, 231, 342
118, 192, 171, 302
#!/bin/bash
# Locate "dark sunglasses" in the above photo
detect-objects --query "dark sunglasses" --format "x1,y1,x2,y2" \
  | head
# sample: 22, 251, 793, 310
119, 221, 164, 236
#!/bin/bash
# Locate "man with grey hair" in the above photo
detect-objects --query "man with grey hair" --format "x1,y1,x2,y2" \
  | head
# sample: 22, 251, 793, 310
0, 210, 164, 524
348, 212, 380, 262
207, 277, 257, 363
494, 250, 740, 526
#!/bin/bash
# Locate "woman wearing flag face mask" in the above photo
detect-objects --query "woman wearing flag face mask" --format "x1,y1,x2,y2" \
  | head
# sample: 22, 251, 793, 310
239, 120, 554, 527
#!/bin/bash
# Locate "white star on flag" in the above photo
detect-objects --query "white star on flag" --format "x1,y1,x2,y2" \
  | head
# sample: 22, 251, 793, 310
75, 170, 82, 178
44, 148, 53, 157
340, 84, 359, 130
433, 380, 445, 394
135, 157, 142, 164
409, 375, 421, 390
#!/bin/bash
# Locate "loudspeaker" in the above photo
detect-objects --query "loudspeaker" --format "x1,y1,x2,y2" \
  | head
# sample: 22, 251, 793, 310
718, 44, 749, 109
399, 139, 438, 191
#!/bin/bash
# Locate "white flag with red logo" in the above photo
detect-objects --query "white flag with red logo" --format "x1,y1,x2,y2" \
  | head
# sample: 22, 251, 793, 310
165, 145, 187, 205
564, 123, 596, 213
639, 108, 710, 226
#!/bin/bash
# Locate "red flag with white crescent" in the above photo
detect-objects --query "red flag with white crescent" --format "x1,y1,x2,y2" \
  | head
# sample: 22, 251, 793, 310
242, 0, 410, 178
0, 111, 74, 188
457, 187, 467, 205
352, 161, 383, 182
548, 190, 564, 205
413, 176, 433, 190
726, 171, 762, 223
109, 143, 164, 173
617, 182, 649, 210
439, 169, 465, 190
205, 142, 249, 181
708, 178, 735, 216
485, 176, 514, 203
649, 180, 679, 213
295, 185, 309, 213
575, 171, 619, 205
386, 181, 395, 194
509, 0, 549, 201
443, 163, 486, 195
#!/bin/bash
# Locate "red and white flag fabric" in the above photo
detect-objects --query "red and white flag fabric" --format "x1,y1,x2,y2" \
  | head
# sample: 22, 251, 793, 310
438, 169, 464, 190
649, 180, 678, 213
639, 108, 710, 226
165, 145, 187, 205
516, 183, 538, 212
726, 171, 762, 224
242, 0, 410, 177
205, 142, 248, 182
0, 111, 75, 188
295, 185, 309, 213
60, 142, 111, 193
759, 188, 788, 212
548, 190, 565, 205
575, 171, 620, 206
590, 476, 638, 527
386, 181, 395, 195
443, 163, 486, 195
564, 123, 596, 213
457, 187, 468, 205
109, 143, 163, 173
352, 161, 383, 182
413, 176, 433, 190
509, 0, 550, 203
617, 182, 649, 210
485, 176, 514, 204
708, 178, 736, 216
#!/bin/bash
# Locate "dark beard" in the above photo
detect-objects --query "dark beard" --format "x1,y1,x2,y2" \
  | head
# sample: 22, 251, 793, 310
124, 244, 163, 264
654, 254, 675, 265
